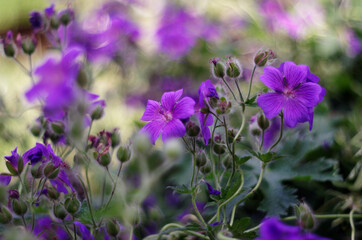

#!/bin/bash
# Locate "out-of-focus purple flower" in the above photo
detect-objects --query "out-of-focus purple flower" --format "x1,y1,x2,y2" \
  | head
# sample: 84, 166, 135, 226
74, 221, 95, 240
33, 217, 70, 240
25, 47, 83, 120
8, 189, 19, 199
67, 2, 139, 62
202, 180, 220, 195
259, 0, 325, 40
256, 218, 331, 240
140, 89, 195, 144
257, 62, 323, 130
29, 11, 44, 31
198, 80, 219, 145
156, 4, 219, 59
44, 4, 55, 18
0, 175, 11, 186
345, 28, 362, 57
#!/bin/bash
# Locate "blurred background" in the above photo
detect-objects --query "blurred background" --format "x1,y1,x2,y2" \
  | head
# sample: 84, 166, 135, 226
0, 0, 361, 238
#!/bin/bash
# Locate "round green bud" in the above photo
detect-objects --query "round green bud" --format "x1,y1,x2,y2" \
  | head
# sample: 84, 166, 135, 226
196, 151, 207, 168
257, 113, 270, 130
99, 152, 111, 166
12, 199, 28, 216
0, 205, 13, 224
213, 143, 225, 155
31, 162, 43, 179
200, 164, 211, 175
295, 202, 316, 230
64, 197, 80, 215
47, 186, 60, 200
105, 219, 120, 237
54, 204, 67, 220
51, 121, 65, 134
117, 145, 131, 163
43, 162, 60, 179
111, 130, 121, 148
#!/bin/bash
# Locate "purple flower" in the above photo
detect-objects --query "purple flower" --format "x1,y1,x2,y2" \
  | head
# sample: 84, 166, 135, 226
44, 4, 55, 18
156, 5, 219, 59
202, 180, 220, 195
256, 218, 331, 240
198, 80, 219, 145
0, 147, 29, 185
32, 217, 70, 240
23, 143, 74, 194
257, 62, 323, 130
74, 221, 95, 240
29, 11, 43, 31
0, 175, 11, 186
345, 28, 362, 57
25, 47, 83, 120
140, 89, 195, 144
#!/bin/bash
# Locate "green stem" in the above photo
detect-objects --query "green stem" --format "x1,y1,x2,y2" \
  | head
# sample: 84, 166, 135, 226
349, 209, 355, 240
104, 162, 123, 210
191, 153, 196, 188
259, 129, 265, 151
21, 215, 27, 228
156, 223, 210, 240
246, 65, 256, 101
28, 55, 34, 85
101, 174, 106, 205
35, 178, 47, 202
77, 176, 97, 228
191, 193, 207, 227
234, 79, 244, 102
267, 113, 283, 152
221, 77, 238, 102
73, 216, 77, 240
63, 220, 74, 240
215, 170, 244, 222
230, 162, 266, 226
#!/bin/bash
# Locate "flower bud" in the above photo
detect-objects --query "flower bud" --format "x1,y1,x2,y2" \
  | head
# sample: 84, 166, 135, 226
29, 12, 44, 32
59, 9, 74, 26
210, 58, 225, 79
226, 57, 242, 78
54, 204, 67, 220
64, 196, 80, 215
47, 186, 60, 200
31, 162, 43, 179
0, 205, 12, 224
12, 199, 28, 216
17, 156, 24, 175
186, 122, 200, 137
99, 152, 111, 166
8, 190, 19, 199
227, 129, 241, 144
51, 121, 65, 134
213, 136, 226, 155
257, 113, 270, 130
216, 97, 231, 115
30, 123, 42, 137
295, 202, 316, 230
21, 35, 37, 55
50, 16, 60, 29
111, 129, 121, 148
5, 161, 18, 175
164, 139, 183, 161
105, 219, 120, 237
195, 150, 207, 168
254, 49, 276, 67
117, 145, 131, 163
222, 156, 232, 169
200, 164, 211, 175
91, 105, 105, 120
76, 68, 88, 88
2, 31, 16, 57
43, 162, 60, 179
134, 134, 152, 155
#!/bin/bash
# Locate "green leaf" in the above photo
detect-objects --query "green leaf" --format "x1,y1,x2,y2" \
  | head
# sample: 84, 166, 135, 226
236, 156, 252, 166
168, 184, 193, 194
228, 217, 256, 238
245, 95, 257, 107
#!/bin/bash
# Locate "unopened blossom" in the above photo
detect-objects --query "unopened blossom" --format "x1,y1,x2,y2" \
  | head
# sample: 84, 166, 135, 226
250, 115, 281, 149
257, 61, 323, 129
198, 80, 219, 145
256, 218, 331, 240
140, 89, 195, 144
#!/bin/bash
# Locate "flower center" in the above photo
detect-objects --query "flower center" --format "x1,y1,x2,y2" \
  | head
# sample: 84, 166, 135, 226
283, 89, 295, 98
163, 111, 173, 121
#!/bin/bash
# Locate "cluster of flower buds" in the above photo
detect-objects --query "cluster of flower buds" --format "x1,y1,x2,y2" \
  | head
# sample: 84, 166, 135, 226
186, 121, 201, 137
254, 48, 276, 67
210, 57, 243, 79
216, 97, 232, 115
213, 134, 226, 155
29, 4, 74, 32
30, 116, 66, 145
2, 30, 37, 57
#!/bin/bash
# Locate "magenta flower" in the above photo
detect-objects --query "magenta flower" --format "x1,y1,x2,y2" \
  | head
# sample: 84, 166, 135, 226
257, 62, 323, 129
198, 80, 219, 145
256, 218, 331, 240
140, 89, 195, 144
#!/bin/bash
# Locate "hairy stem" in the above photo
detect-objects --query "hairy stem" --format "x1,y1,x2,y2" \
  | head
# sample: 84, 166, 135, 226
246, 65, 256, 100
267, 113, 283, 152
